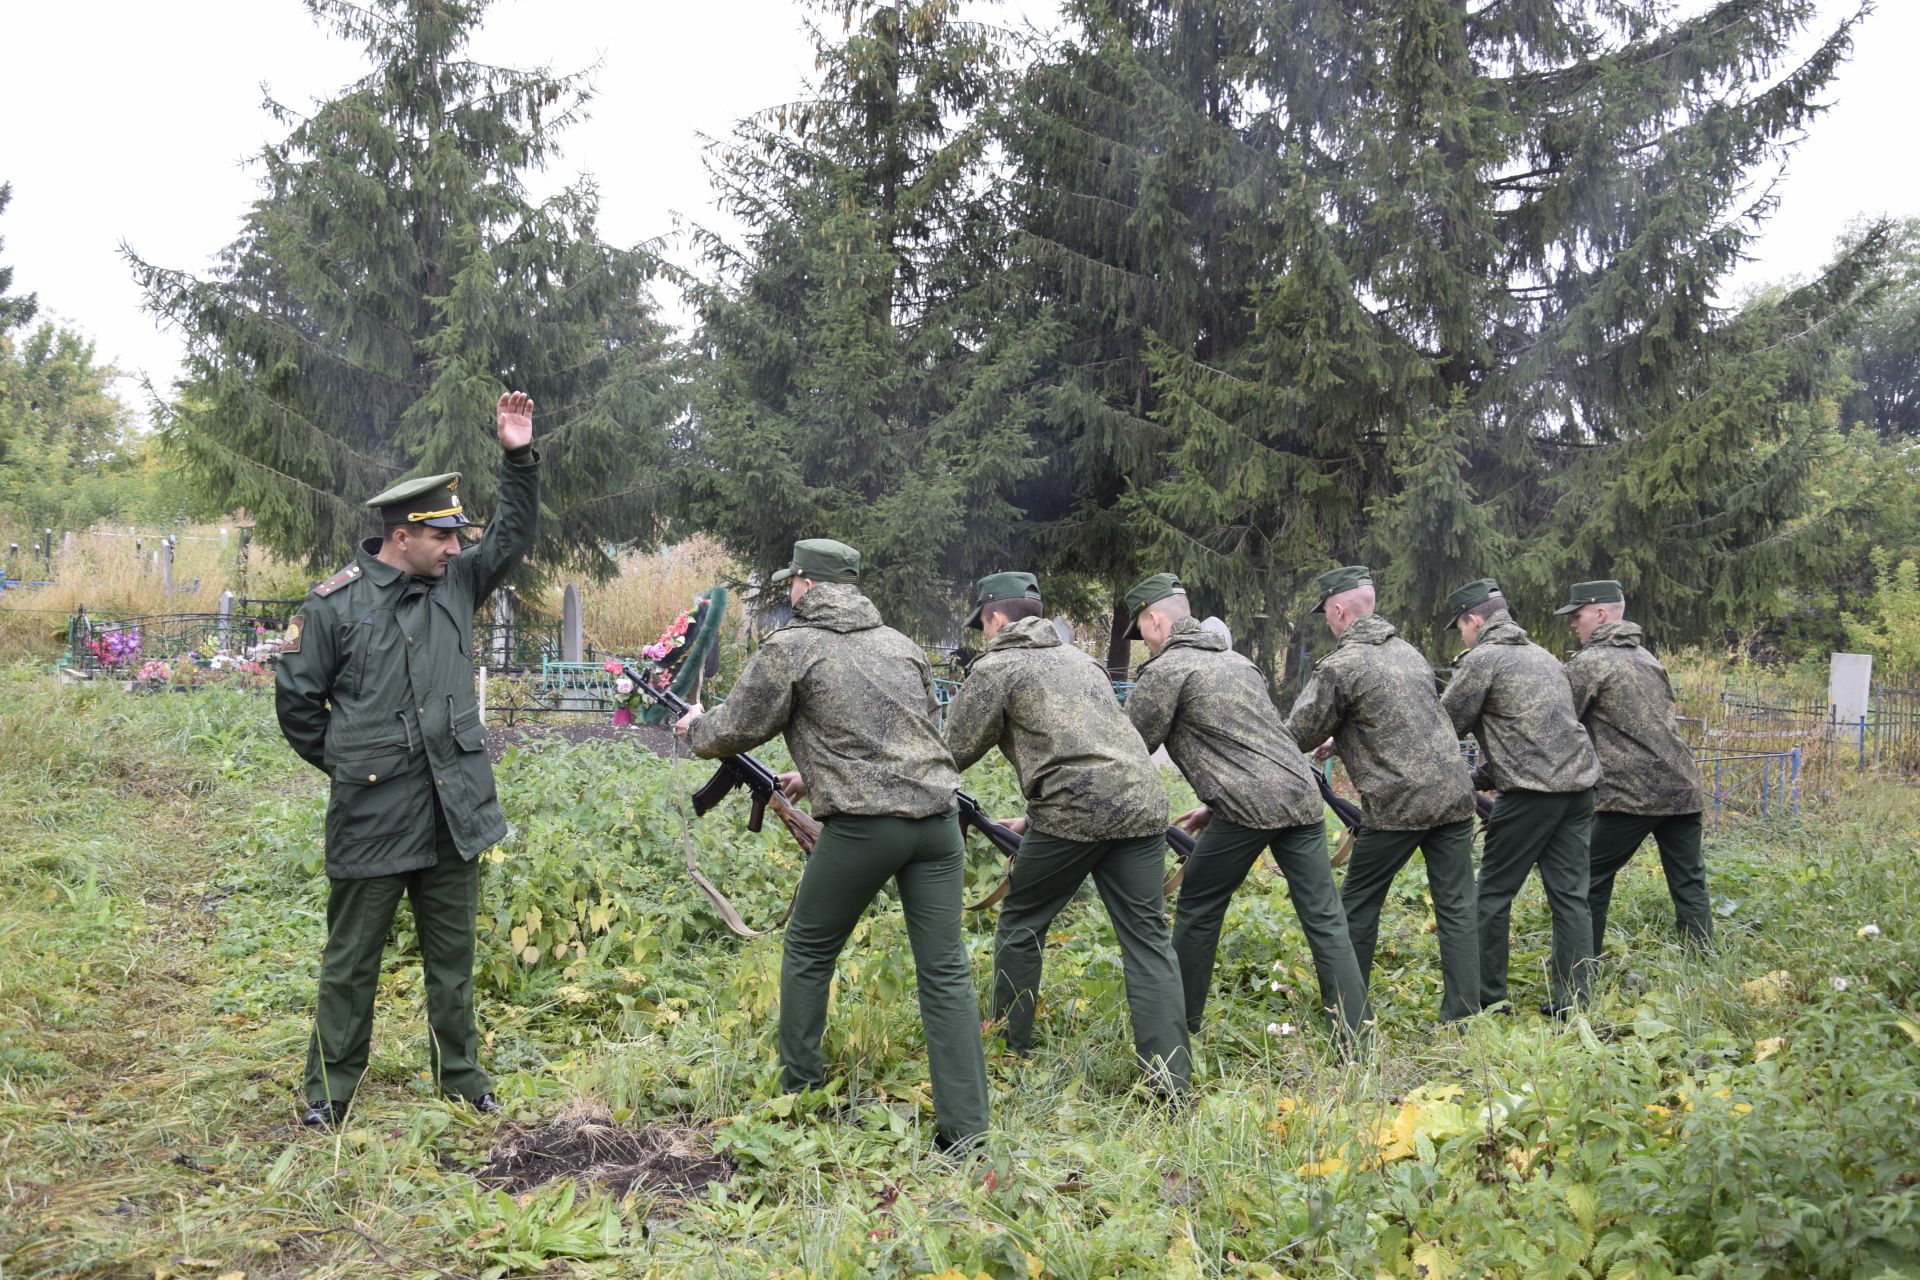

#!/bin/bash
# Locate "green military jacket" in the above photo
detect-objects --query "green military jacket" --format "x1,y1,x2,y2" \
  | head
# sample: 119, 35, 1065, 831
1285, 613, 1476, 832
1440, 611, 1600, 796
1564, 621, 1704, 816
1126, 617, 1322, 830
274, 451, 540, 879
687, 583, 959, 821
945, 615, 1167, 842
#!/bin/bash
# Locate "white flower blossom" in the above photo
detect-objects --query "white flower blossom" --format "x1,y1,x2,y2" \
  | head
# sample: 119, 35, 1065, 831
1271, 960, 1284, 972
1278, 1022, 1295, 1036
1858, 923, 1881, 938
1266, 1022, 1282, 1036
1831, 977, 1850, 992
1269, 980, 1282, 992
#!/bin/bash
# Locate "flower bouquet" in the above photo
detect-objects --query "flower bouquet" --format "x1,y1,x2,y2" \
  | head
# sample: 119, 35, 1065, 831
607, 586, 729, 726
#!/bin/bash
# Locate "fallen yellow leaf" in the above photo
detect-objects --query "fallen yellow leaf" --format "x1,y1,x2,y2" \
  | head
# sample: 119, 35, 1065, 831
1753, 1036, 1786, 1061
1895, 1019, 1920, 1046
1740, 971, 1794, 1005
1295, 1155, 1347, 1177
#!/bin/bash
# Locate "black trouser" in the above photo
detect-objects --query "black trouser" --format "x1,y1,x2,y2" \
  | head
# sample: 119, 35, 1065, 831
992, 829, 1190, 1093
1169, 817, 1369, 1049
1339, 820, 1480, 1023
306, 831, 487, 1107
779, 813, 990, 1145
1476, 788, 1595, 1012
1587, 810, 1711, 952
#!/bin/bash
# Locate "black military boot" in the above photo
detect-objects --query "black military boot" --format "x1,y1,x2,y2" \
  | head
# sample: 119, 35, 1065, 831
300, 1099, 350, 1129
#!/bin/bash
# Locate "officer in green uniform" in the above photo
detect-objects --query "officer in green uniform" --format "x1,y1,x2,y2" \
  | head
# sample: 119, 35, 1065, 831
1120, 573, 1369, 1051
276, 392, 540, 1128
1557, 580, 1712, 952
944, 572, 1190, 1095
1439, 579, 1601, 1015
1286, 566, 1480, 1024
673, 540, 990, 1150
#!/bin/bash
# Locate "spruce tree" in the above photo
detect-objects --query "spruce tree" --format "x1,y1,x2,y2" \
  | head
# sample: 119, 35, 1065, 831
128, 0, 678, 576
1108, 1, 1877, 655
995, 0, 1267, 668
0, 183, 38, 334
681, 0, 1041, 635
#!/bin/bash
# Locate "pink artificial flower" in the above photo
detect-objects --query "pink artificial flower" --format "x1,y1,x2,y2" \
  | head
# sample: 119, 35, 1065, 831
603, 659, 624, 674
612, 707, 634, 727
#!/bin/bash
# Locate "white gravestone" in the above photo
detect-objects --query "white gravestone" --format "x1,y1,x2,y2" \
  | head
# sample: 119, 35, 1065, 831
1829, 653, 1873, 737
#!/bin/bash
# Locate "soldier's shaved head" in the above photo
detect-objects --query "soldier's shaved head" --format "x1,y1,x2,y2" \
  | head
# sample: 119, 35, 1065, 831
1147, 594, 1191, 624
1137, 593, 1193, 655
1572, 598, 1625, 645
1323, 583, 1376, 638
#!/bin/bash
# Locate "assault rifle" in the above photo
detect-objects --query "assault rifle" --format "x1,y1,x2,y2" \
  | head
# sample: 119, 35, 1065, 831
622, 663, 1034, 927
1312, 762, 1494, 868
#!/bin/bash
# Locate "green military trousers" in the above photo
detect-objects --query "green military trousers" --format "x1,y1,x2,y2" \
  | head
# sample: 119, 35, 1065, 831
305, 841, 490, 1109
1339, 819, 1480, 1024
780, 811, 990, 1146
1170, 817, 1369, 1051
991, 829, 1190, 1093
1587, 810, 1712, 953
1476, 788, 1595, 1013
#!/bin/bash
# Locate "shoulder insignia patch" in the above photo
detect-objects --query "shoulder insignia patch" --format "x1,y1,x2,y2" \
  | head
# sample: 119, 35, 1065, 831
311, 563, 363, 598
282, 613, 304, 654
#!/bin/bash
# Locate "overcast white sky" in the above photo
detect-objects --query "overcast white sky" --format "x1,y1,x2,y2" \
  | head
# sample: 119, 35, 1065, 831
1, 0, 1912, 410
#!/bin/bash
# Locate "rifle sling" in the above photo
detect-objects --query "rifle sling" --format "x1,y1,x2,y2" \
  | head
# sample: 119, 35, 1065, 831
682, 825, 798, 939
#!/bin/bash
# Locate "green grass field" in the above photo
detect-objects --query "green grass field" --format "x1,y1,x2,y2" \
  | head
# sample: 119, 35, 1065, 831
2, 666, 1916, 1279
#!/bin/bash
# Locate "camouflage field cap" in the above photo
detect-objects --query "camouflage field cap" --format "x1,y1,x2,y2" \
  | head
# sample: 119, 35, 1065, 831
770, 538, 862, 585
1310, 564, 1372, 613
1122, 572, 1187, 639
366, 472, 469, 529
963, 570, 1042, 631
1445, 577, 1502, 628
1553, 579, 1624, 616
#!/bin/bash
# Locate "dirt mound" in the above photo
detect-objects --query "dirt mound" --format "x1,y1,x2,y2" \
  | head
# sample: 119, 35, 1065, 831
475, 1102, 733, 1201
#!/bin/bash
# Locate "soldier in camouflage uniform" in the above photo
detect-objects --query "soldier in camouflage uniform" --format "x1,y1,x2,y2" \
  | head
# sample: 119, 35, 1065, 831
676, 539, 990, 1148
1286, 566, 1481, 1024
1557, 580, 1711, 952
1440, 579, 1601, 1015
276, 392, 540, 1128
944, 572, 1190, 1094
1121, 573, 1369, 1050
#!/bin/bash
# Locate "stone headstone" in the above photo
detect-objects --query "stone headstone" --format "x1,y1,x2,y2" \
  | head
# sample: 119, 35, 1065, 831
561, 584, 584, 663
218, 591, 234, 647
63, 531, 73, 556
1200, 615, 1233, 647
492, 591, 514, 667
161, 538, 175, 594
1829, 653, 1873, 735
1051, 615, 1075, 646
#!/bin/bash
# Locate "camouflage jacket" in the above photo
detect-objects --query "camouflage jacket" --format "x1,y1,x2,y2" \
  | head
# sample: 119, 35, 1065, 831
1285, 613, 1476, 831
1564, 621, 1703, 815
945, 615, 1167, 841
1127, 617, 1322, 830
1440, 611, 1601, 796
274, 449, 538, 880
687, 584, 960, 821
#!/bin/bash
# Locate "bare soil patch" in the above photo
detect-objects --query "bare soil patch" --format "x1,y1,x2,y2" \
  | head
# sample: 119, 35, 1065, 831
474, 1102, 733, 1201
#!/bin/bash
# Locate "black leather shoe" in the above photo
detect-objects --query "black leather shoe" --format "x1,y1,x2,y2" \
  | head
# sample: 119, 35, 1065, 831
1540, 1002, 1574, 1020
468, 1092, 501, 1115
301, 1100, 349, 1129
